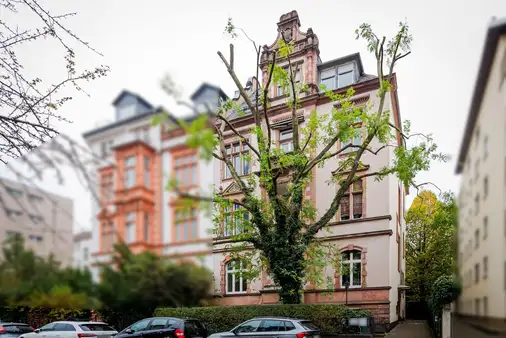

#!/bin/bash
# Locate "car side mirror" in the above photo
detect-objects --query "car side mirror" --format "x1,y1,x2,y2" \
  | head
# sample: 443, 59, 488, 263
34, 329, 41, 334
232, 329, 239, 336
125, 329, 134, 334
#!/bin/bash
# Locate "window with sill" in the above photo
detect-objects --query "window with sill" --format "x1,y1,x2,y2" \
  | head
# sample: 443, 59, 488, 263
125, 212, 136, 244
144, 156, 150, 188
101, 173, 114, 203
483, 256, 488, 279
319, 63, 355, 91
483, 216, 488, 239
341, 250, 362, 288
277, 69, 301, 97
341, 129, 363, 153
174, 152, 198, 188
224, 141, 250, 179
279, 129, 294, 153
475, 263, 480, 284
223, 203, 248, 237
475, 228, 480, 249
6, 187, 22, 198
484, 176, 488, 199
340, 180, 364, 221
124, 156, 136, 189
144, 212, 150, 242
226, 260, 248, 294
174, 208, 198, 242
101, 222, 115, 251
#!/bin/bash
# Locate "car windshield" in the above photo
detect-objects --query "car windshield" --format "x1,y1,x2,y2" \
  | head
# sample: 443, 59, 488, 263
299, 321, 320, 331
1, 325, 33, 334
79, 324, 115, 332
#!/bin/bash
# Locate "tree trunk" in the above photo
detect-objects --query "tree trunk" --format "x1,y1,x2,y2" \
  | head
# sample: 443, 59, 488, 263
269, 247, 306, 304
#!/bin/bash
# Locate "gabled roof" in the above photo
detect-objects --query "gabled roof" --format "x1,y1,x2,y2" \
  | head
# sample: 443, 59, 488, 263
112, 89, 154, 109
82, 107, 163, 139
456, 17, 506, 174
190, 82, 228, 101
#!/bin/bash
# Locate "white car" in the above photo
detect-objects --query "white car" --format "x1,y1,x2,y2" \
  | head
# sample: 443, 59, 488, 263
19, 321, 117, 338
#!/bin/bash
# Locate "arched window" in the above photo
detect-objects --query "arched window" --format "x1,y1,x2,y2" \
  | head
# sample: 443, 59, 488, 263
341, 250, 362, 288
226, 260, 248, 294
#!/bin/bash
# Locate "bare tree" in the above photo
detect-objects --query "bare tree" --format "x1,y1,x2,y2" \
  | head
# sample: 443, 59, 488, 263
0, 0, 109, 164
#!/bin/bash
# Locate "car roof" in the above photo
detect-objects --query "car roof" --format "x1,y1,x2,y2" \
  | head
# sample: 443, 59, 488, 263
52, 322, 109, 325
0, 323, 30, 326
251, 317, 305, 321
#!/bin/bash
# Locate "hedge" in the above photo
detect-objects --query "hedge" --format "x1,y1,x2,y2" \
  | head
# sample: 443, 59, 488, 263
155, 304, 371, 334
0, 306, 91, 329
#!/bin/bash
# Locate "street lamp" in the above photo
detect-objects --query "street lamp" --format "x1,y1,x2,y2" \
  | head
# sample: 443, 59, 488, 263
344, 281, 350, 305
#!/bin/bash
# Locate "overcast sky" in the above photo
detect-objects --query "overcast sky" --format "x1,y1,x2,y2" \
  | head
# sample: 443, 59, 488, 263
1, 0, 505, 232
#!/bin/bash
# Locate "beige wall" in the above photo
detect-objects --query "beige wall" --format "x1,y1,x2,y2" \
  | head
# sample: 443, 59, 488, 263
458, 34, 506, 319
0, 177, 74, 267
212, 82, 407, 323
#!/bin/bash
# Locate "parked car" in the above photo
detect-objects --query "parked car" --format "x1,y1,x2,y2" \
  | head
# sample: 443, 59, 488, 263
207, 317, 321, 338
18, 321, 117, 338
116, 317, 207, 338
0, 323, 34, 338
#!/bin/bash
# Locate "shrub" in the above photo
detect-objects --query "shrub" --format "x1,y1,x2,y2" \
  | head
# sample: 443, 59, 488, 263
155, 304, 371, 334
428, 275, 461, 312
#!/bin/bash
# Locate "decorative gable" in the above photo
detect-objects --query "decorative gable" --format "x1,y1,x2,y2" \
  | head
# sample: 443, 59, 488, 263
220, 181, 242, 196
259, 10, 320, 96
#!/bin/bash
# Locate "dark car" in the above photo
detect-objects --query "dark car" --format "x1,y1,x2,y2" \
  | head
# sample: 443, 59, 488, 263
0, 323, 34, 338
116, 317, 207, 338
207, 317, 321, 338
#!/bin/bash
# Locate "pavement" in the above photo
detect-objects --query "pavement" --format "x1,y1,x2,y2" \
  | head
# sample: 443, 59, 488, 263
454, 316, 506, 337
385, 320, 431, 338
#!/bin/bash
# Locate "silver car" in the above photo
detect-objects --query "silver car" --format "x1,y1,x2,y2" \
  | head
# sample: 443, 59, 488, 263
208, 317, 321, 338
19, 322, 117, 338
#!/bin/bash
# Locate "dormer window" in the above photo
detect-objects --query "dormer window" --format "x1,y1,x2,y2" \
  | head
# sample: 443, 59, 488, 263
319, 63, 356, 91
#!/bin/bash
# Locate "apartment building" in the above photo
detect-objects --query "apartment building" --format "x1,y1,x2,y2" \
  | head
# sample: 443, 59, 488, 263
211, 10, 407, 329
456, 17, 506, 322
73, 230, 92, 270
0, 177, 74, 266
82, 85, 227, 281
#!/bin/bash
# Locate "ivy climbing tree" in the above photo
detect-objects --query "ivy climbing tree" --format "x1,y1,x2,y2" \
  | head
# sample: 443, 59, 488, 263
154, 19, 447, 304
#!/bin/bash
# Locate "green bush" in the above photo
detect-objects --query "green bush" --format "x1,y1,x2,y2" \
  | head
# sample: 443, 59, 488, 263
428, 275, 461, 312
155, 304, 371, 334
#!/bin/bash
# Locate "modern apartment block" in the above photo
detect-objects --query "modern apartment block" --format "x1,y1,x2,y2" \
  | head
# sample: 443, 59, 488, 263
0, 177, 74, 266
456, 17, 506, 322
73, 230, 92, 270
82, 85, 227, 281
211, 11, 407, 329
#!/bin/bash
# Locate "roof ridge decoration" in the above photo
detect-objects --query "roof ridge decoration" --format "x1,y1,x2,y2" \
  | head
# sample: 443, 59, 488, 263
260, 10, 319, 65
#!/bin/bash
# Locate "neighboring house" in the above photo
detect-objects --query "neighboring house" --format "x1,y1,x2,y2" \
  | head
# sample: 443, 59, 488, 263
82, 85, 227, 282
73, 230, 92, 270
0, 177, 74, 266
455, 17, 506, 323
212, 10, 407, 329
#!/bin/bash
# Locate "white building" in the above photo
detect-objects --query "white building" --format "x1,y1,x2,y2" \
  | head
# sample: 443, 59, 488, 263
73, 230, 92, 270
456, 17, 506, 323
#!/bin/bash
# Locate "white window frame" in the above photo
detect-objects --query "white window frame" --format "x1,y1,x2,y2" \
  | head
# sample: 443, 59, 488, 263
279, 129, 294, 153
226, 260, 248, 294
337, 63, 355, 88
224, 203, 248, 237
125, 212, 136, 243
340, 250, 362, 288
224, 142, 250, 179
125, 156, 136, 189
320, 68, 336, 91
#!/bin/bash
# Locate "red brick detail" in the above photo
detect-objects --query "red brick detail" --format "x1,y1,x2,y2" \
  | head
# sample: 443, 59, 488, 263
215, 288, 390, 324
219, 255, 232, 296
334, 245, 368, 288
